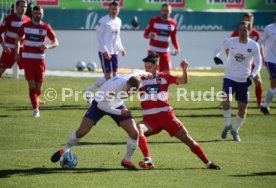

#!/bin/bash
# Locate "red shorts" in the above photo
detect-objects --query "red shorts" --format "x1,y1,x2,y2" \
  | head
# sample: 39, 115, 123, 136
24, 62, 45, 82
148, 51, 171, 72
0, 49, 24, 69
143, 111, 183, 137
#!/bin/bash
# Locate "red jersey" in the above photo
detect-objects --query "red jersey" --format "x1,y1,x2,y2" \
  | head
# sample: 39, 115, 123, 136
18, 21, 56, 63
0, 14, 30, 49
139, 72, 177, 116
230, 28, 260, 42
144, 16, 179, 53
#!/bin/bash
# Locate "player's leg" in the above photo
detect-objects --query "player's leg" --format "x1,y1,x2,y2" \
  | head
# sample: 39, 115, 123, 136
137, 121, 155, 169
174, 127, 221, 170
27, 80, 40, 117
0, 51, 15, 78
111, 54, 118, 77
261, 62, 276, 115
253, 73, 263, 107
221, 78, 235, 139
0, 68, 6, 78
119, 118, 139, 170
99, 51, 112, 80
51, 100, 102, 163
158, 52, 171, 74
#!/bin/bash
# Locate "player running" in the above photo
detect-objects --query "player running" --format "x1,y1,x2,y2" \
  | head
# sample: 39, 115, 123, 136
213, 21, 262, 141
50, 74, 148, 170
258, 12, 276, 115
229, 12, 263, 107
15, 6, 58, 117
144, 3, 180, 74
0, 0, 30, 78
137, 54, 221, 170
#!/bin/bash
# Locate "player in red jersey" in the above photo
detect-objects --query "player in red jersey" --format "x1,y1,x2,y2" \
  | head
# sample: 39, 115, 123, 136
229, 13, 263, 107
15, 6, 58, 117
0, 0, 30, 78
144, 3, 180, 74
137, 54, 221, 170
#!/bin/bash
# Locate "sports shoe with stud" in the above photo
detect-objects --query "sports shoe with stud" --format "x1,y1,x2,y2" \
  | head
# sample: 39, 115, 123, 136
139, 158, 154, 170
260, 106, 270, 115
33, 109, 40, 118
221, 125, 232, 139
121, 159, 138, 170
207, 162, 221, 170
231, 130, 241, 142
51, 149, 64, 163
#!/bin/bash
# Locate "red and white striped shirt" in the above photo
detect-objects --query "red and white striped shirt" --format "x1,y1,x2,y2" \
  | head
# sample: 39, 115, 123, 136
0, 14, 30, 49
144, 16, 179, 53
18, 21, 56, 63
139, 72, 177, 115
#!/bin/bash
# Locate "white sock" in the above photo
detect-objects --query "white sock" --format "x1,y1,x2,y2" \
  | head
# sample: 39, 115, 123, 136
124, 137, 138, 161
224, 108, 232, 127
64, 130, 79, 152
86, 77, 107, 93
262, 88, 274, 107
233, 115, 245, 133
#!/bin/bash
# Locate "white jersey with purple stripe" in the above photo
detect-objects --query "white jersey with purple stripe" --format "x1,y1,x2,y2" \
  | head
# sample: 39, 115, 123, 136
214, 37, 261, 83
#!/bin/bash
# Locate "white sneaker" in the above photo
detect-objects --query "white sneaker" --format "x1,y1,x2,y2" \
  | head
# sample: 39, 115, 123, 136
33, 109, 40, 118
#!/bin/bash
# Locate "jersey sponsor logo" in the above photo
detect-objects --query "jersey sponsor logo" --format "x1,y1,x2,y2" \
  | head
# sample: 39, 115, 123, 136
145, 84, 160, 94
29, 34, 41, 41
247, 48, 252, 53
234, 53, 245, 62
159, 30, 170, 37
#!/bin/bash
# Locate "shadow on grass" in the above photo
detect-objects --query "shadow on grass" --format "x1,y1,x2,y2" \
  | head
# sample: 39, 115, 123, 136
231, 171, 276, 177
0, 115, 9, 118
70, 139, 223, 147
0, 167, 204, 178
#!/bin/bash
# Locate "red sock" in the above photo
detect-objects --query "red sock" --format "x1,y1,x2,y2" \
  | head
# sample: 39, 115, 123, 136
29, 88, 38, 109
255, 85, 262, 106
191, 144, 209, 164
138, 136, 151, 158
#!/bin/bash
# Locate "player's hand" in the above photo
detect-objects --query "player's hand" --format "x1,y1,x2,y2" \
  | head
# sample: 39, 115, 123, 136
214, 57, 223, 65
104, 51, 111, 60
171, 49, 180, 56
121, 109, 131, 116
3, 46, 11, 54
246, 75, 253, 87
40, 44, 47, 50
180, 59, 189, 70
149, 32, 157, 39
121, 50, 126, 57
85, 91, 93, 104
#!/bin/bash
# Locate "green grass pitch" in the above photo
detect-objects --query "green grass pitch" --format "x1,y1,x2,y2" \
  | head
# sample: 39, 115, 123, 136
0, 69, 275, 188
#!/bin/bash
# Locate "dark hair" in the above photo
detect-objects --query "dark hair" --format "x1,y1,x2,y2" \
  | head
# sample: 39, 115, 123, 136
161, 3, 171, 9
33, 5, 43, 12
127, 76, 141, 90
243, 12, 253, 19
109, 1, 119, 7
16, 0, 26, 7
142, 54, 159, 65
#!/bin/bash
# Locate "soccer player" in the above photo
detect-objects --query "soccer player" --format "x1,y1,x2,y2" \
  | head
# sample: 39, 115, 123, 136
14, 6, 58, 117
258, 12, 276, 115
0, 0, 30, 78
50, 75, 142, 170
137, 54, 221, 170
229, 12, 263, 107
213, 21, 262, 141
96, 1, 126, 82
144, 3, 180, 74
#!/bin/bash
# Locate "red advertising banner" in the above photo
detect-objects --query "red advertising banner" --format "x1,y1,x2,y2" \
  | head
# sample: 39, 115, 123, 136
36, 0, 59, 6
102, 0, 124, 7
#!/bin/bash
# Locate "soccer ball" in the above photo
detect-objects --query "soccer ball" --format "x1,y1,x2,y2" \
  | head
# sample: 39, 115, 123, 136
60, 151, 78, 169
76, 61, 86, 71
87, 62, 97, 71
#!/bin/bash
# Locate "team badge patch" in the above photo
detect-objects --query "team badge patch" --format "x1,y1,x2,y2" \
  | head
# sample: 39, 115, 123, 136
156, 78, 162, 84
247, 48, 252, 52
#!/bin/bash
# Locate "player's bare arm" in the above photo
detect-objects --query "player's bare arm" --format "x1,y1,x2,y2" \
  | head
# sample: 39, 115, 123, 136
40, 39, 59, 50
14, 35, 21, 62
176, 59, 188, 85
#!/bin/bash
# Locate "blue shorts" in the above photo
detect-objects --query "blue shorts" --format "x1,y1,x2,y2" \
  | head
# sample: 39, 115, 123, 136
84, 100, 133, 126
98, 52, 118, 73
265, 62, 276, 80
223, 78, 249, 103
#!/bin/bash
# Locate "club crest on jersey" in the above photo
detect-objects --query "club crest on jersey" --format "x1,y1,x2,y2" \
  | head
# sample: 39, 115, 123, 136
156, 78, 162, 84
247, 48, 252, 52
234, 53, 245, 62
